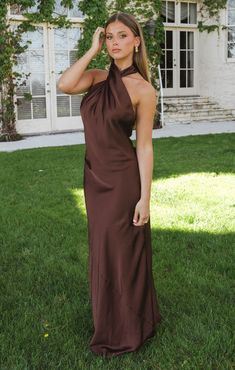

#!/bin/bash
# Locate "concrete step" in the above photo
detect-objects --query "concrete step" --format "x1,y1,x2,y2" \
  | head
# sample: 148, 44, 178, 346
162, 95, 235, 125
164, 97, 212, 105
165, 115, 235, 124
164, 102, 219, 112
164, 108, 234, 119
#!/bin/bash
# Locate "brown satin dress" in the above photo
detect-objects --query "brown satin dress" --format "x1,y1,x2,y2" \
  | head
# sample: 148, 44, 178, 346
80, 59, 162, 357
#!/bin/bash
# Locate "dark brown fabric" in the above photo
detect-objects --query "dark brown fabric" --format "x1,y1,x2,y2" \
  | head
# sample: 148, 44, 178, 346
80, 60, 162, 357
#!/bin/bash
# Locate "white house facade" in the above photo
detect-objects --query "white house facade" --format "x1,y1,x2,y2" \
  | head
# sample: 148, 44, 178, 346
7, 0, 235, 135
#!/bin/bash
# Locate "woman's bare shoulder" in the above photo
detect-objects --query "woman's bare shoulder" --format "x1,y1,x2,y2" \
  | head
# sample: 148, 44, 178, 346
136, 75, 156, 96
130, 74, 157, 107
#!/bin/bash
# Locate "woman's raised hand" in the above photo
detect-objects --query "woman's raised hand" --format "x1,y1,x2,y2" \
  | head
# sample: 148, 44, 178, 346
90, 27, 105, 55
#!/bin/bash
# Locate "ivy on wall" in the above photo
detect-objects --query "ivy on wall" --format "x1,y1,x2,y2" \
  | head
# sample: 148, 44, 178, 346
198, 0, 228, 33
0, 0, 230, 141
77, 0, 109, 68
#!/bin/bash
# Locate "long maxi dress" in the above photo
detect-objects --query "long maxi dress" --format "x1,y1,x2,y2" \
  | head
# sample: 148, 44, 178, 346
80, 59, 162, 357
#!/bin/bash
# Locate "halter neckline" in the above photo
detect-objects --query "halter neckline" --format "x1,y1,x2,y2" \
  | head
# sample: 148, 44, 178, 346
111, 60, 138, 77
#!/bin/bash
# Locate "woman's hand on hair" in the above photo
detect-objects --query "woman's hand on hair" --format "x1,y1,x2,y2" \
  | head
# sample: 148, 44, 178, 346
90, 27, 105, 55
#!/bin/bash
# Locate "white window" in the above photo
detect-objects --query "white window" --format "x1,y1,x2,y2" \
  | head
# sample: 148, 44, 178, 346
180, 2, 197, 24
161, 1, 175, 23
228, 0, 235, 58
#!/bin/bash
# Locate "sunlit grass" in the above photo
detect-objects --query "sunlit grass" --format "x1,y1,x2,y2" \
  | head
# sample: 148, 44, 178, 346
151, 172, 235, 233
71, 188, 87, 217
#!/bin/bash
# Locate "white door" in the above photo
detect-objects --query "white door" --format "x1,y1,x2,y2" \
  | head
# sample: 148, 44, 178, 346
160, 0, 198, 96
160, 29, 198, 96
14, 24, 84, 135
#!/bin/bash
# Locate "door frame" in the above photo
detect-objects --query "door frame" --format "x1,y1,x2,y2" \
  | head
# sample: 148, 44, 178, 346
13, 23, 84, 135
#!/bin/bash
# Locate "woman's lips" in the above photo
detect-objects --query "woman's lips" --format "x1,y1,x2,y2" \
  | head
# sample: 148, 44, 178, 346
112, 49, 121, 53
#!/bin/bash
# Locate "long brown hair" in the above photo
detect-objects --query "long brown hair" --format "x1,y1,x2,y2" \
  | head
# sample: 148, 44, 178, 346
104, 12, 150, 82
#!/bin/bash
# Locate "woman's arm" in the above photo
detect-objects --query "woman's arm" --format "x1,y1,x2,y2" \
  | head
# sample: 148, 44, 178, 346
132, 83, 157, 226
57, 27, 105, 94
57, 47, 97, 94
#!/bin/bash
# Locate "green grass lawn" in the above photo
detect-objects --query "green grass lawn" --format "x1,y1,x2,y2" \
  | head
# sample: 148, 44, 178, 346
0, 133, 234, 370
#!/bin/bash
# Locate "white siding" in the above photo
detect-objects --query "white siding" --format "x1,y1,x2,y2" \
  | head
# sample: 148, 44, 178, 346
198, 6, 235, 110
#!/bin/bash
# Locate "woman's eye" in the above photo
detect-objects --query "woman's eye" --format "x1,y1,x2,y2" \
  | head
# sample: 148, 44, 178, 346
106, 34, 127, 39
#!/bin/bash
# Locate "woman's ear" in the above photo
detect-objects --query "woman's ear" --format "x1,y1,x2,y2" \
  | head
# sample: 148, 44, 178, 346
135, 36, 141, 47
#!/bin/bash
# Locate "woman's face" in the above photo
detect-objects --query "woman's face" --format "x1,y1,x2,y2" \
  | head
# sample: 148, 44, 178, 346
105, 20, 140, 59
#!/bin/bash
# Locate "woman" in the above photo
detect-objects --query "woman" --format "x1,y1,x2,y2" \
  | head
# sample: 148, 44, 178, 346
58, 11, 162, 358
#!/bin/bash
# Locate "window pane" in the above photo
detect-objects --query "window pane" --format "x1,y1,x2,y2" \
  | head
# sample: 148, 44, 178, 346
17, 98, 32, 120
16, 77, 30, 96
55, 51, 69, 73
160, 52, 166, 68
10, 1, 40, 14
228, 29, 235, 57
167, 2, 175, 22
20, 28, 43, 49
57, 96, 70, 117
166, 51, 173, 68
29, 50, 44, 73
69, 0, 83, 17
71, 95, 82, 116
28, 1, 40, 13
166, 70, 173, 88
188, 70, 194, 87
228, 47, 235, 57
161, 2, 167, 22
54, 0, 67, 16
180, 51, 186, 68
10, 4, 24, 14
228, 0, 235, 8
228, 29, 235, 41
54, 28, 67, 49
228, 9, 235, 25
189, 3, 197, 24
180, 32, 187, 49
68, 28, 81, 49
161, 70, 166, 88
69, 50, 77, 66
32, 97, 46, 119
180, 70, 187, 87
188, 51, 194, 68
188, 32, 194, 49
181, 3, 188, 23
56, 74, 64, 95
16, 54, 29, 73
31, 74, 45, 95
161, 1, 175, 23
227, 0, 235, 59
166, 30, 173, 49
